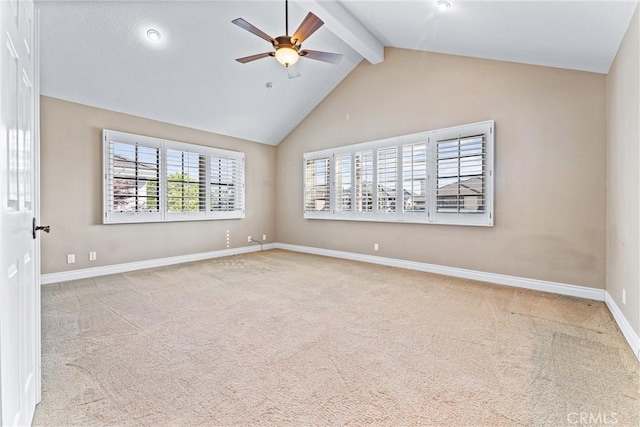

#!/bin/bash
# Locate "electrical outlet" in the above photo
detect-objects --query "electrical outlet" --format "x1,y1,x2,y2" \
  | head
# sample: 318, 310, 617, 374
262, 234, 267, 241
622, 289, 626, 305
374, 243, 379, 251
89, 252, 97, 261
247, 235, 252, 243
67, 254, 75, 264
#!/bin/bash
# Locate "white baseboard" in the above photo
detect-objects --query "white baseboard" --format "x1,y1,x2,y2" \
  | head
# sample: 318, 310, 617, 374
605, 291, 640, 361
40, 243, 276, 285
274, 243, 605, 301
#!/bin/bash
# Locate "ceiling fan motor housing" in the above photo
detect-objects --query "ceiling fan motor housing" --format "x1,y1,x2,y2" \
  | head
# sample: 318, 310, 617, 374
273, 36, 299, 49
273, 36, 300, 67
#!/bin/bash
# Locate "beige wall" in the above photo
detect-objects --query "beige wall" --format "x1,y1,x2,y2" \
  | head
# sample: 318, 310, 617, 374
40, 96, 276, 274
607, 5, 640, 335
276, 48, 607, 289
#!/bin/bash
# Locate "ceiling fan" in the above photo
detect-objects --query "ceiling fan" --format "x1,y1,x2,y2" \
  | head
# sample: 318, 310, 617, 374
232, 0, 343, 78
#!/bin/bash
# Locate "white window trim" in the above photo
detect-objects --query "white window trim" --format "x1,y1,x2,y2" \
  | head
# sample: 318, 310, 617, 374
303, 120, 494, 227
103, 130, 245, 224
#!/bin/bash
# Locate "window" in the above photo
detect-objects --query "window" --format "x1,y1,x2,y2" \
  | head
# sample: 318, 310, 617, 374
335, 153, 352, 213
304, 157, 330, 213
166, 148, 206, 215
105, 134, 163, 223
210, 154, 244, 213
303, 121, 494, 226
377, 147, 398, 214
402, 142, 427, 216
104, 130, 244, 224
354, 151, 374, 213
436, 134, 485, 214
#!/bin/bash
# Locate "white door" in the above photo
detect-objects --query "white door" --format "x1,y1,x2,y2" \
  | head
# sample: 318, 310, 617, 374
1, 0, 40, 426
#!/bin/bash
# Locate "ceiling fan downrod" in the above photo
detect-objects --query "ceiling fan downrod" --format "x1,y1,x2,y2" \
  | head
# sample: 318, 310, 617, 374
285, 0, 289, 36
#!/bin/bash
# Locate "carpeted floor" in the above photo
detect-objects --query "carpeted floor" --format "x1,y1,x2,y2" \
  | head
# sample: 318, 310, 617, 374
33, 249, 639, 426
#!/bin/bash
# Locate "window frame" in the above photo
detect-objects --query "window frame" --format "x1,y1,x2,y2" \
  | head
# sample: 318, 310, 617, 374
103, 130, 245, 224
303, 121, 494, 227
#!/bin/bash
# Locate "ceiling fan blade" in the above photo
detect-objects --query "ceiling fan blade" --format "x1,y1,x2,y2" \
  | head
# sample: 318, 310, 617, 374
291, 12, 324, 45
300, 50, 343, 65
236, 52, 274, 64
287, 63, 301, 79
232, 18, 275, 43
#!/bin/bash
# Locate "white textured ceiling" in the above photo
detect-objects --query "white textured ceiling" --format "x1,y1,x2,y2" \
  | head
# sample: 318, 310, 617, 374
37, 1, 363, 145
37, 1, 638, 146
340, 0, 638, 74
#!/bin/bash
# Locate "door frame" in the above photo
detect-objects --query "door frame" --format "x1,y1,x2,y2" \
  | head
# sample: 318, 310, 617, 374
33, 4, 41, 404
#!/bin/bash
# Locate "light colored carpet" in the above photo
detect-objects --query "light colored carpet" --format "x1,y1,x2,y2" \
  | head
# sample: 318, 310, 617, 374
33, 249, 639, 426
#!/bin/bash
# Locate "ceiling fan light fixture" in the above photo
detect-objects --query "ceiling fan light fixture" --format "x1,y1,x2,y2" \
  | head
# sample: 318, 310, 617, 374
275, 46, 300, 67
437, 0, 451, 11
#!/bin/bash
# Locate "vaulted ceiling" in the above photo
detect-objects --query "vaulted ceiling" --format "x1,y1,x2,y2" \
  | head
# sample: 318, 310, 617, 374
37, 0, 638, 146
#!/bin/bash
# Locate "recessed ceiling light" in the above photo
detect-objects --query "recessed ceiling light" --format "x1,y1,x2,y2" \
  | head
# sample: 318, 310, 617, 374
436, 0, 451, 11
146, 29, 161, 42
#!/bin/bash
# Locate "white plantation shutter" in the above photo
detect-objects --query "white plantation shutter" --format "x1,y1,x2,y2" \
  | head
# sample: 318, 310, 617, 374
432, 122, 492, 225
354, 150, 374, 213
103, 130, 245, 223
335, 153, 352, 213
104, 131, 163, 223
166, 147, 206, 215
110, 143, 161, 212
209, 151, 245, 218
302, 121, 493, 226
304, 157, 331, 214
377, 147, 398, 214
436, 135, 486, 213
402, 142, 427, 216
